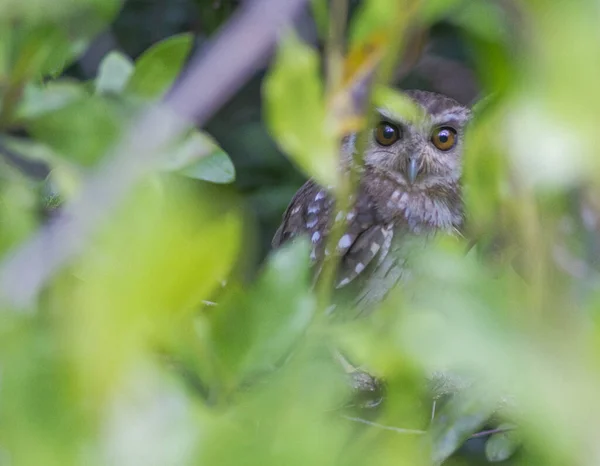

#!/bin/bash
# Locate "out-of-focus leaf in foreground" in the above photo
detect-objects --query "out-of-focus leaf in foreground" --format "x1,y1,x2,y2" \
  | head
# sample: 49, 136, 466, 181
57, 176, 241, 408
203, 239, 315, 393
16, 81, 87, 120
264, 34, 337, 187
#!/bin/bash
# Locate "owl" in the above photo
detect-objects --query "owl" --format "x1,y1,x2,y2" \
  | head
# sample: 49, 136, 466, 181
272, 90, 472, 313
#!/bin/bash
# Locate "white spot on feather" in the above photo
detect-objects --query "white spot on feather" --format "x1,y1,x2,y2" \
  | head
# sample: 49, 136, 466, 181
306, 217, 318, 228
311, 231, 321, 243
307, 204, 320, 214
337, 278, 351, 287
315, 191, 326, 201
338, 234, 352, 249
355, 263, 365, 273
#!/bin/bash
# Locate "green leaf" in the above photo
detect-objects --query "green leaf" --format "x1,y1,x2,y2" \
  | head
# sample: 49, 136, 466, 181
95, 51, 134, 95
16, 81, 87, 120
373, 86, 426, 123
263, 34, 337, 187
0, 0, 119, 25
163, 130, 236, 184
208, 239, 315, 390
26, 95, 125, 166
429, 390, 496, 465
348, 0, 403, 46
126, 33, 193, 99
419, 0, 463, 24
485, 424, 520, 462
8, 25, 74, 82
179, 151, 235, 184
64, 177, 241, 406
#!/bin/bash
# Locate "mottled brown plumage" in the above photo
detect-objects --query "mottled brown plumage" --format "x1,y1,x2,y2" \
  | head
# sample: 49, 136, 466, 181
273, 90, 471, 313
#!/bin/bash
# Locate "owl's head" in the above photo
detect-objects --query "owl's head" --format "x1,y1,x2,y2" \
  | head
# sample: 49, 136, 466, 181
345, 90, 471, 191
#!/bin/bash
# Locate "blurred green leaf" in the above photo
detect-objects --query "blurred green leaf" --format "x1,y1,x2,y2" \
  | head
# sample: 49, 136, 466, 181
61, 176, 241, 406
163, 130, 236, 184
16, 81, 87, 120
126, 33, 193, 100
429, 391, 497, 465
0, 136, 82, 198
264, 34, 337, 187
3, 25, 73, 83
419, 0, 463, 24
95, 51, 135, 95
485, 424, 520, 462
207, 239, 315, 391
373, 86, 425, 122
450, 1, 510, 43
0, 0, 119, 23
26, 94, 126, 166
310, 0, 329, 38
0, 164, 40, 255
348, 0, 404, 47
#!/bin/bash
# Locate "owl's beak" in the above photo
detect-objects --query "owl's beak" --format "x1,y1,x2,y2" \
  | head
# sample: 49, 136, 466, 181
407, 157, 420, 184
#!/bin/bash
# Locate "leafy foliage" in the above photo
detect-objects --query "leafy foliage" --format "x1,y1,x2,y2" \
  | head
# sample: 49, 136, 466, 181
0, 0, 599, 465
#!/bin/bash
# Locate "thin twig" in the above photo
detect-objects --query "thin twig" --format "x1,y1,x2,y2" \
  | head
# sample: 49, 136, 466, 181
342, 415, 426, 435
469, 426, 516, 439
344, 415, 517, 440
0, 0, 308, 310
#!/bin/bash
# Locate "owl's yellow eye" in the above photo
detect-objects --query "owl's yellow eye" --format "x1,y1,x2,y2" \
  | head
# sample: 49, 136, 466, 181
375, 122, 401, 146
431, 126, 457, 151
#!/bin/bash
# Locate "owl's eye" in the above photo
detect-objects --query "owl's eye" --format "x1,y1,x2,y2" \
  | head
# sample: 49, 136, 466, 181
431, 126, 457, 151
374, 121, 401, 146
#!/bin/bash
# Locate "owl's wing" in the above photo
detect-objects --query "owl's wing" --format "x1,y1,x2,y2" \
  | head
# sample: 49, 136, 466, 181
272, 180, 393, 289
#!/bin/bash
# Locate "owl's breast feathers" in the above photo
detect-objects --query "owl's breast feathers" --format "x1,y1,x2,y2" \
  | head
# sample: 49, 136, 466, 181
272, 171, 463, 292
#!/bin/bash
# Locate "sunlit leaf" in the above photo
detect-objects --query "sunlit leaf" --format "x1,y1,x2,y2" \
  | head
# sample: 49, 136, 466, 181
126, 33, 193, 100
264, 34, 337, 187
